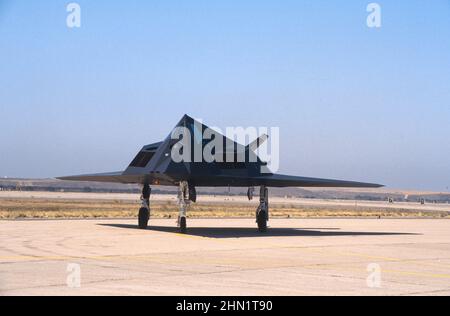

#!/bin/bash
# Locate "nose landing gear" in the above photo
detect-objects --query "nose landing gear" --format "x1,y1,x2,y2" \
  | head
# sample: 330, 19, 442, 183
177, 181, 190, 233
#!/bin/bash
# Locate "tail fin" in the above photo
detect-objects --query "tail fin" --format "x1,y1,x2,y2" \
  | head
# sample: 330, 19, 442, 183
247, 134, 268, 152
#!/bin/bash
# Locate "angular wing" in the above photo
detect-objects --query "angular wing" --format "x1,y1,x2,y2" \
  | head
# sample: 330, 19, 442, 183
57, 171, 141, 183
191, 173, 383, 188
56, 171, 174, 185
256, 173, 383, 188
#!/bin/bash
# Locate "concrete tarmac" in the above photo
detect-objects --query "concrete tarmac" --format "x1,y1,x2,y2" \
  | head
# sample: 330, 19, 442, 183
1, 218, 450, 295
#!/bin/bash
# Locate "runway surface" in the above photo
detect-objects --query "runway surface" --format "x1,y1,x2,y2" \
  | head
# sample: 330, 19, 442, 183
1, 218, 450, 295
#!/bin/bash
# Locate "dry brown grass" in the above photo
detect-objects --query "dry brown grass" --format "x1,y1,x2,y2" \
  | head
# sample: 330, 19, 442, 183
0, 197, 449, 219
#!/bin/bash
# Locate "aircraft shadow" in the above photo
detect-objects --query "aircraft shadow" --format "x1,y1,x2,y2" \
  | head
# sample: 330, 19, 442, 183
98, 223, 418, 239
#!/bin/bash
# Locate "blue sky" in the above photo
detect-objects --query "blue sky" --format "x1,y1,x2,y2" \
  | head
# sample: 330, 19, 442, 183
0, 0, 449, 190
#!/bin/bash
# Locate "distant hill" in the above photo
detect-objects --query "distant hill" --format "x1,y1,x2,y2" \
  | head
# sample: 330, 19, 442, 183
0, 178, 449, 203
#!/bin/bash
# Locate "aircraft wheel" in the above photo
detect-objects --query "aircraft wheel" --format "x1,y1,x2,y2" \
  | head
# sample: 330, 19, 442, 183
179, 217, 187, 233
138, 207, 149, 229
257, 211, 267, 232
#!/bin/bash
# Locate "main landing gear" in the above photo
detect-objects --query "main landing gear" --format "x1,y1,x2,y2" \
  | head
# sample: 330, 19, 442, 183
137, 182, 267, 233
256, 185, 269, 232
177, 181, 190, 233
138, 184, 151, 229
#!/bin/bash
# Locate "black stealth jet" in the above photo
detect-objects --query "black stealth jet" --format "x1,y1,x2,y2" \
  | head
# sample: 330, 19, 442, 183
58, 114, 382, 232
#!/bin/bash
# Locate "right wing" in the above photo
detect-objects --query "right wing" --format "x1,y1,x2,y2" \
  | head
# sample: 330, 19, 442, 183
255, 173, 383, 188
56, 171, 174, 185
191, 173, 383, 188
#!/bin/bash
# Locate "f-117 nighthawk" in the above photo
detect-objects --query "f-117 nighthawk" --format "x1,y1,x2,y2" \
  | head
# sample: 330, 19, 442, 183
58, 114, 382, 233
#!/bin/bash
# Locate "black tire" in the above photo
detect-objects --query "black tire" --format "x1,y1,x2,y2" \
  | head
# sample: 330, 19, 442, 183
179, 217, 187, 233
138, 207, 149, 229
257, 211, 267, 232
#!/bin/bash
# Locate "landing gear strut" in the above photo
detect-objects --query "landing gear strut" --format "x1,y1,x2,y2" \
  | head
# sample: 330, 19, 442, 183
177, 181, 190, 233
256, 185, 268, 232
138, 184, 151, 229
